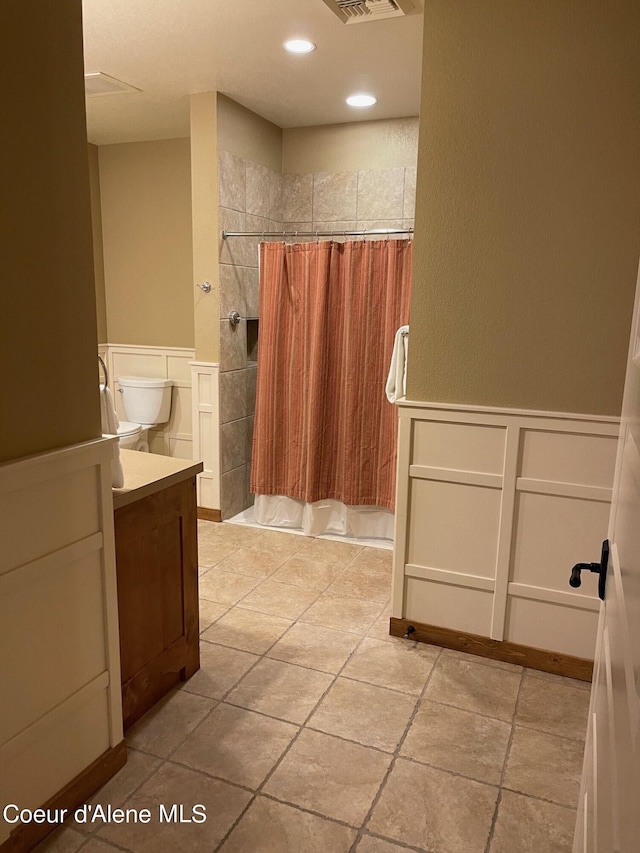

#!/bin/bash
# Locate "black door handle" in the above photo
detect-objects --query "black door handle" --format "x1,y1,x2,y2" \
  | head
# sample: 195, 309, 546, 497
569, 539, 609, 601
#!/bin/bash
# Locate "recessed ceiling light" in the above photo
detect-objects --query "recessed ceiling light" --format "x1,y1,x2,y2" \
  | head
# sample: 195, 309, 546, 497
346, 93, 377, 107
284, 39, 316, 54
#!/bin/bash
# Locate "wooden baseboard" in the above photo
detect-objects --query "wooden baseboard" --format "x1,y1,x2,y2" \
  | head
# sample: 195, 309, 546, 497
389, 617, 593, 682
1, 741, 127, 853
197, 507, 222, 522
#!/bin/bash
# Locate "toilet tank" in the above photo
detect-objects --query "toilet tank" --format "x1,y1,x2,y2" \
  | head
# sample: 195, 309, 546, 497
117, 376, 173, 427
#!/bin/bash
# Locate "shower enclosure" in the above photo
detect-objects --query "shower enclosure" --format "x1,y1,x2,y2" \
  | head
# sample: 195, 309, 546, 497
248, 235, 413, 539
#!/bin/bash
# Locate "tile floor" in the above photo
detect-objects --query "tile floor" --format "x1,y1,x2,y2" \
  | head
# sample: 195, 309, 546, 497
36, 522, 590, 853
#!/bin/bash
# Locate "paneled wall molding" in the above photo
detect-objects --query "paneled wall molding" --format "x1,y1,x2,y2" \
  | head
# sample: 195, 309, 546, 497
507, 583, 601, 612
393, 404, 619, 665
0, 437, 123, 845
398, 397, 620, 424
101, 343, 195, 460
190, 361, 221, 511
405, 564, 495, 592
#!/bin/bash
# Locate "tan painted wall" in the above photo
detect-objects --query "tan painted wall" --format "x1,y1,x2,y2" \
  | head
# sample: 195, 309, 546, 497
99, 138, 194, 348
89, 144, 108, 344
283, 118, 419, 174
217, 94, 282, 171
406, 0, 640, 416
191, 93, 221, 363
0, 0, 100, 463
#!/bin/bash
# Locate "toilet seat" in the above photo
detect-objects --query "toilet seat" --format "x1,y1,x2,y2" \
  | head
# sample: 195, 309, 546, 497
117, 421, 142, 438
117, 421, 149, 452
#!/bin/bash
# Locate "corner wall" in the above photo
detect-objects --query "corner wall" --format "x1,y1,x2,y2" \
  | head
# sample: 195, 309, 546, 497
216, 95, 284, 517
0, 5, 123, 845
0, 0, 100, 462
407, 0, 640, 416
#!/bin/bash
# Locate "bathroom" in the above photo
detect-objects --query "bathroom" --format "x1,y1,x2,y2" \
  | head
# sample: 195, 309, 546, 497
91, 97, 419, 526
3, 1, 640, 852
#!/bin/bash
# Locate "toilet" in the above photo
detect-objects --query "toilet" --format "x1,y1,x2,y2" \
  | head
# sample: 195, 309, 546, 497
116, 376, 173, 452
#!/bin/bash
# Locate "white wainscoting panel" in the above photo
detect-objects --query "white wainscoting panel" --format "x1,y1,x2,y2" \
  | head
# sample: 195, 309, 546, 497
103, 344, 195, 460
191, 361, 221, 510
407, 478, 502, 578
393, 402, 619, 660
405, 576, 495, 636
0, 438, 123, 844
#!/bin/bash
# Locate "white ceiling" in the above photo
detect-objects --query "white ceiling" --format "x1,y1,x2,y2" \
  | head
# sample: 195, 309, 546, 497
82, 0, 424, 145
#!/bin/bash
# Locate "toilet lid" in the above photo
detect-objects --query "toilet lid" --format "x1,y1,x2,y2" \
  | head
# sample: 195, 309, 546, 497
117, 421, 141, 437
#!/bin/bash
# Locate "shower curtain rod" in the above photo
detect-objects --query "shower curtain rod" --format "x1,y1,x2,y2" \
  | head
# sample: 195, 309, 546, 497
222, 228, 414, 239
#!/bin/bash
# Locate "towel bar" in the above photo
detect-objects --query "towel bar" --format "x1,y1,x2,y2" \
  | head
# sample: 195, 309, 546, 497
98, 354, 109, 387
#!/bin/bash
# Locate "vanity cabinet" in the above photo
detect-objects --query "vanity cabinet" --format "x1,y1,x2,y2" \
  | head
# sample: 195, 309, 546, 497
113, 451, 203, 730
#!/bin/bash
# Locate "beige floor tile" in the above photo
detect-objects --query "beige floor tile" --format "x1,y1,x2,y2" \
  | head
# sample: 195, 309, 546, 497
126, 688, 215, 758
489, 790, 576, 853
365, 607, 401, 643
173, 703, 298, 789
365, 610, 416, 646
342, 638, 439, 694
401, 699, 511, 784
266, 623, 361, 674
350, 547, 393, 572
503, 726, 584, 807
197, 537, 241, 568
199, 599, 229, 633
199, 521, 264, 548
264, 729, 392, 826
327, 564, 392, 603
525, 667, 592, 690
219, 796, 357, 852
197, 519, 214, 535
368, 758, 498, 853
272, 555, 347, 590
33, 827, 85, 853
425, 656, 521, 721
238, 580, 320, 619
75, 841, 121, 853
201, 607, 292, 654
198, 568, 261, 606
74, 749, 161, 833
301, 538, 362, 566
516, 675, 590, 740
216, 541, 302, 579
182, 641, 258, 700
257, 529, 312, 549
99, 762, 251, 852
299, 593, 385, 634
356, 836, 416, 853
226, 657, 333, 723
309, 678, 416, 752
441, 647, 523, 674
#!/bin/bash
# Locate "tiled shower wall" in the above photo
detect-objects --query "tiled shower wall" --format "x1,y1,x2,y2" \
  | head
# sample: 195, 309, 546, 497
282, 166, 416, 239
217, 149, 283, 518
217, 152, 417, 519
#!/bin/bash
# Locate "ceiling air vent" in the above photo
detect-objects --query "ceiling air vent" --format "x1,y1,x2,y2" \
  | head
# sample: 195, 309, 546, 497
84, 72, 141, 97
322, 0, 415, 24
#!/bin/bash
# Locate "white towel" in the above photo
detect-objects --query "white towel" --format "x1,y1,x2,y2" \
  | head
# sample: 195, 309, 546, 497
100, 384, 124, 488
385, 325, 409, 404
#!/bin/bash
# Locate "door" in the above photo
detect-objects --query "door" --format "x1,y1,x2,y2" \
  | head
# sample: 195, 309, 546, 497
574, 264, 640, 852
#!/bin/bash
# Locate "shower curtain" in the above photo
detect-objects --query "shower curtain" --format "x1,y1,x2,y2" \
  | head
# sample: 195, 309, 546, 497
250, 238, 412, 536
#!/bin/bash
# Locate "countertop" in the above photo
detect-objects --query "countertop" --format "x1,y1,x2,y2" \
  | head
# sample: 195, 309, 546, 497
113, 450, 204, 510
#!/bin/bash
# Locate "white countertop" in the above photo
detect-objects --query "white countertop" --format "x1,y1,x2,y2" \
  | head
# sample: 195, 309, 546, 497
113, 450, 204, 509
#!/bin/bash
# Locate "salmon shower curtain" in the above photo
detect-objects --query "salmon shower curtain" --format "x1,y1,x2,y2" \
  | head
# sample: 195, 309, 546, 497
250, 238, 412, 512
